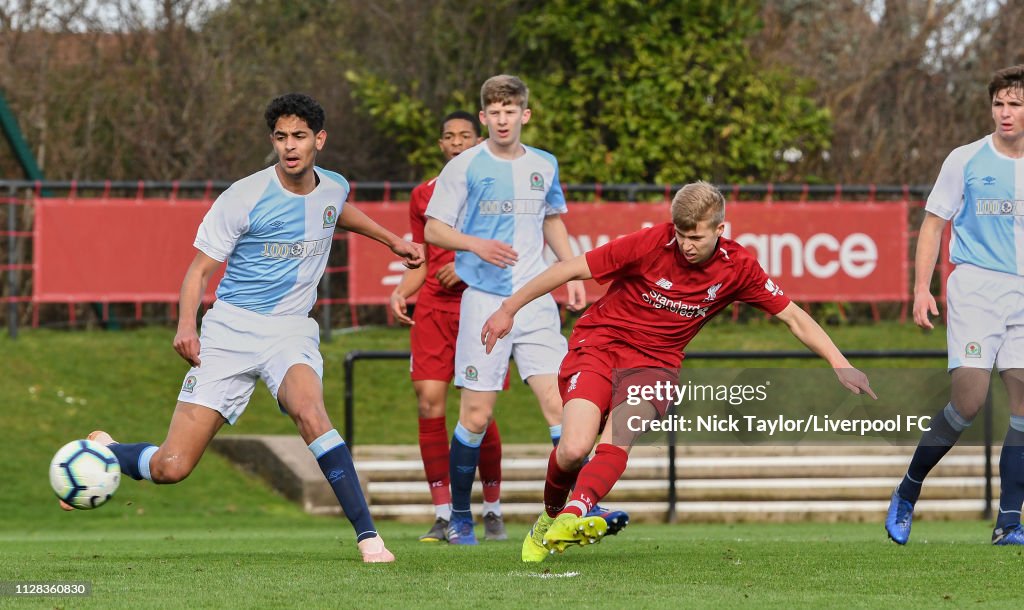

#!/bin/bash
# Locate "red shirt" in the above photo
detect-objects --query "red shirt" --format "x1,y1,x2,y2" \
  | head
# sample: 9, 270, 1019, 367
410, 178, 464, 312
573, 223, 791, 368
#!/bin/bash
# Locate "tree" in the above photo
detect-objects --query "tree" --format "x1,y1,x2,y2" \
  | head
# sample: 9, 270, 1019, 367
513, 0, 831, 184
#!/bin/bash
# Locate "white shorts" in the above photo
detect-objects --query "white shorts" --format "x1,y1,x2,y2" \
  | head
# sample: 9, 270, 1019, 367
176, 300, 323, 424
946, 264, 1024, 370
454, 287, 567, 391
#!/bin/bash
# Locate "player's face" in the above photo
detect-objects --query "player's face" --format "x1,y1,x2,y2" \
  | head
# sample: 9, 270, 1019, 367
992, 87, 1024, 145
674, 219, 725, 264
480, 102, 530, 150
271, 115, 326, 179
438, 118, 479, 161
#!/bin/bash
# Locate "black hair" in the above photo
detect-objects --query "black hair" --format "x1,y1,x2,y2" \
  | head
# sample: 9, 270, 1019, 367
440, 110, 481, 137
264, 93, 325, 133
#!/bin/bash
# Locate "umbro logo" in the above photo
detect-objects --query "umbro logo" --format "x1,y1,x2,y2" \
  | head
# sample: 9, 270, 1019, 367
983, 176, 997, 186
656, 278, 673, 290
456, 465, 475, 474
328, 469, 345, 482
270, 220, 285, 228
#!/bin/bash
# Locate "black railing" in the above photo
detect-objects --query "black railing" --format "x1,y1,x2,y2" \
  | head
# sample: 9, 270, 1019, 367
341, 349, 994, 522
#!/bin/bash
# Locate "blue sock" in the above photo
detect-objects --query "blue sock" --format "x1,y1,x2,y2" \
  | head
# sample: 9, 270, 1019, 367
450, 423, 483, 522
109, 443, 158, 481
996, 417, 1024, 530
310, 429, 377, 542
550, 424, 562, 447
899, 403, 969, 503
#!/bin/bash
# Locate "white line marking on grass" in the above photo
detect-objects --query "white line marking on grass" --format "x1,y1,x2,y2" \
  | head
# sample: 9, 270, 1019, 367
518, 571, 582, 579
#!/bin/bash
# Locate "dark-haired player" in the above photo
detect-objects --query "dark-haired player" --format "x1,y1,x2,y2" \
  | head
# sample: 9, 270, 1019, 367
61, 93, 423, 563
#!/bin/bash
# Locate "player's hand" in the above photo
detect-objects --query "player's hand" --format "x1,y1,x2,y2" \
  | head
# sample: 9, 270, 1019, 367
481, 305, 515, 354
835, 367, 877, 399
472, 238, 518, 268
912, 289, 938, 330
392, 239, 425, 269
173, 327, 201, 367
436, 262, 464, 290
390, 290, 414, 326
565, 279, 586, 312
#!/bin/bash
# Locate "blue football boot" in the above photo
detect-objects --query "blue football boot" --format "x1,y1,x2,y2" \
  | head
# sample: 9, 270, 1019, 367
885, 488, 915, 545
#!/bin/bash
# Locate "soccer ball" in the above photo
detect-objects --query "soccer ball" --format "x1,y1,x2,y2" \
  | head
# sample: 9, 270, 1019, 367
49, 439, 121, 510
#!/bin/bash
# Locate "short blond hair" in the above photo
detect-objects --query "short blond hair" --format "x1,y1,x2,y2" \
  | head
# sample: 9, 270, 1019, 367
671, 181, 725, 230
480, 74, 529, 109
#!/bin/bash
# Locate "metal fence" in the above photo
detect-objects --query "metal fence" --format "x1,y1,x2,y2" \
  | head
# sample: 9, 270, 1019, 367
341, 348, 993, 523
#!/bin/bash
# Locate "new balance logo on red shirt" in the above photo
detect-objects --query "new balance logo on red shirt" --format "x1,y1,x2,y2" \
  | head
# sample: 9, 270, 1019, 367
656, 278, 673, 290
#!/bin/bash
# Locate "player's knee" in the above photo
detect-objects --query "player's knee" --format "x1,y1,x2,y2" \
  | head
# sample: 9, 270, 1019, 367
149, 456, 193, 484
555, 439, 589, 468
415, 391, 447, 419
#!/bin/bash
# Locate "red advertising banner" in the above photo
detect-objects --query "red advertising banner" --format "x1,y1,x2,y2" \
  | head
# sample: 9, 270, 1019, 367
34, 198, 222, 302
349, 201, 909, 304
31, 198, 909, 306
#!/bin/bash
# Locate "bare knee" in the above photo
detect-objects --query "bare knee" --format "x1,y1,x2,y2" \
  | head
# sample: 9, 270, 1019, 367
460, 391, 495, 433
556, 439, 589, 469
149, 451, 194, 484
414, 381, 448, 419
288, 402, 332, 442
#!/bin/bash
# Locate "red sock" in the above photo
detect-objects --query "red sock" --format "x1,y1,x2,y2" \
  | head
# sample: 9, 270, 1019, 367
562, 444, 628, 517
418, 416, 450, 507
544, 447, 580, 518
478, 419, 502, 503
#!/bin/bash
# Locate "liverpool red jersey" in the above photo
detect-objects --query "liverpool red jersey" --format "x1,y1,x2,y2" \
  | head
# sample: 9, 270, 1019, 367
572, 222, 790, 368
410, 178, 464, 312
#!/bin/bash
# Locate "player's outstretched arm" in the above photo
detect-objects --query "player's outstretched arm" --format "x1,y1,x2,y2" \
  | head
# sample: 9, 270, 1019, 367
774, 302, 877, 399
390, 264, 428, 325
913, 212, 946, 330
481, 254, 593, 353
174, 250, 223, 367
542, 215, 585, 311
424, 218, 518, 268
338, 203, 425, 269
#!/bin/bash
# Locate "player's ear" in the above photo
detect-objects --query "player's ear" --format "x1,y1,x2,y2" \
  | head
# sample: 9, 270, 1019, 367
714, 222, 725, 237
315, 130, 327, 151
521, 108, 532, 124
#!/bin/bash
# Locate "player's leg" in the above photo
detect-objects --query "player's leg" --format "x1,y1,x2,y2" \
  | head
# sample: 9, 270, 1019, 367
991, 301, 1024, 545
523, 396, 603, 561
447, 288, 508, 545
447, 388, 497, 544
993, 368, 1024, 543
413, 379, 453, 541
886, 367, 989, 543
276, 362, 393, 563
888, 267, 1002, 543
479, 418, 506, 540
409, 304, 456, 540
91, 401, 226, 483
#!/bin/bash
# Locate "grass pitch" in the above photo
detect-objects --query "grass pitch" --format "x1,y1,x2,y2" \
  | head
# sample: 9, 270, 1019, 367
2, 517, 1021, 609
5, 322, 1001, 608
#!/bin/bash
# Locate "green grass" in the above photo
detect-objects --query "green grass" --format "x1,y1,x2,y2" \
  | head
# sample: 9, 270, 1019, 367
3, 321, 983, 608
2, 322, 948, 521
1, 519, 1021, 609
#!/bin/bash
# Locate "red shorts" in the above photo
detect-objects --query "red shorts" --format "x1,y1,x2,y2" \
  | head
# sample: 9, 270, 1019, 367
557, 345, 678, 417
410, 305, 459, 382
409, 304, 511, 389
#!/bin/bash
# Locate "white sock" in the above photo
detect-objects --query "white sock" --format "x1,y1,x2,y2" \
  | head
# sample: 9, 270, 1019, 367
482, 500, 502, 517
435, 504, 452, 521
